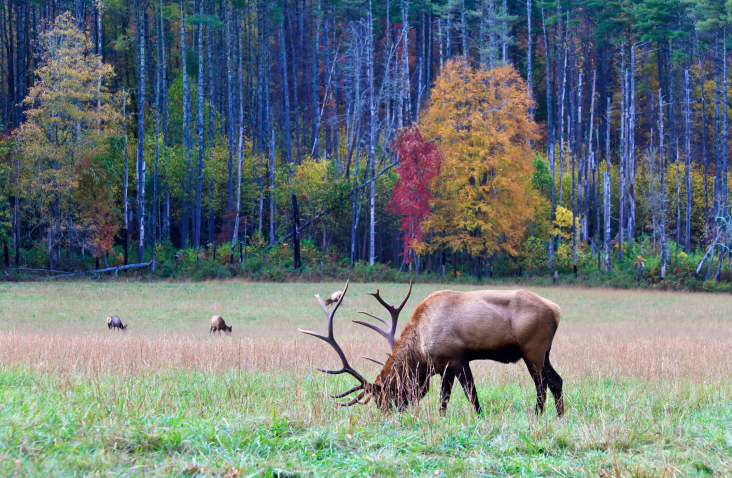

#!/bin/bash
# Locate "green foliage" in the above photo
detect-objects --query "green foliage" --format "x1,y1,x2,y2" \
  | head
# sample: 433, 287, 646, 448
531, 154, 553, 198
633, 0, 690, 43
0, 138, 12, 245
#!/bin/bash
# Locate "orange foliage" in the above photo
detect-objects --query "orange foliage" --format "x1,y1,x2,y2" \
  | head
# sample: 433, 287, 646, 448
420, 59, 539, 257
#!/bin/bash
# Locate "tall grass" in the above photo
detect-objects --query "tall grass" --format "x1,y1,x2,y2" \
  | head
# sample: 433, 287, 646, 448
1, 282, 731, 476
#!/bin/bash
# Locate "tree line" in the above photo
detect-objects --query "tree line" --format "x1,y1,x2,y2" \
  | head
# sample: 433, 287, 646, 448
1, 0, 732, 283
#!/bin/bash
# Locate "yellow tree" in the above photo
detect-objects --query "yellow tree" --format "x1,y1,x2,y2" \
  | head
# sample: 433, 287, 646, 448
420, 59, 539, 258
16, 13, 122, 268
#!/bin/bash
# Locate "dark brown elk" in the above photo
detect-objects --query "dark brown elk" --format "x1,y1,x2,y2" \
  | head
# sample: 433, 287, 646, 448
323, 290, 343, 306
210, 315, 232, 334
300, 281, 564, 416
107, 316, 127, 331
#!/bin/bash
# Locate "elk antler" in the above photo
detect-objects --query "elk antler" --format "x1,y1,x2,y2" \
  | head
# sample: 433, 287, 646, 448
299, 281, 372, 406
355, 280, 413, 352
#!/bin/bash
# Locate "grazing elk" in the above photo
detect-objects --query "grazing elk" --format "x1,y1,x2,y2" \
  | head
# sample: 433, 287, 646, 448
210, 315, 233, 334
300, 281, 564, 416
107, 316, 127, 331
323, 290, 343, 306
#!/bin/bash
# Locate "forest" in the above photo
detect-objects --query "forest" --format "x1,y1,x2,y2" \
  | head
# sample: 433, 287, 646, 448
0, 0, 731, 288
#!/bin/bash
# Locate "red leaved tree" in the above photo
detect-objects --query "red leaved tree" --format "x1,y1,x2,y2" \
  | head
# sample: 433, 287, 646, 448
387, 126, 442, 263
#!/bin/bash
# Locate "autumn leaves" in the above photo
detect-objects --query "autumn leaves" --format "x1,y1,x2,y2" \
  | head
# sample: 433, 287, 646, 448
14, 13, 123, 269
391, 58, 538, 263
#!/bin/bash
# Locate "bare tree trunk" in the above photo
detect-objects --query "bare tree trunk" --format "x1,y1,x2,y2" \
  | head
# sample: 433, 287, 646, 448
684, 68, 691, 253
311, 1, 322, 158
541, 10, 554, 272
266, 38, 275, 246
279, 24, 293, 164
288, 8, 301, 164
627, 44, 637, 243
136, 0, 146, 263
180, 1, 190, 249
256, 5, 264, 236
659, 88, 667, 279
724, 30, 729, 210
230, 19, 245, 264
526, 0, 532, 116
501, 0, 508, 62
604, 96, 611, 272
676, 148, 681, 256
122, 87, 129, 265
461, 0, 468, 56
152, 0, 163, 270
618, 46, 626, 261
161, 0, 169, 243
368, 5, 376, 267
331, 5, 338, 162
572, 72, 581, 276
226, 1, 235, 213
557, 13, 568, 208
438, 18, 443, 72
699, 45, 709, 223
194, 3, 205, 250
207, 9, 216, 245
586, 70, 597, 243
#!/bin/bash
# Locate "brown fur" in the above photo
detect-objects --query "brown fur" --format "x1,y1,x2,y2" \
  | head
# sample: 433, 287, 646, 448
210, 315, 232, 334
323, 291, 343, 306
107, 316, 127, 330
371, 289, 564, 416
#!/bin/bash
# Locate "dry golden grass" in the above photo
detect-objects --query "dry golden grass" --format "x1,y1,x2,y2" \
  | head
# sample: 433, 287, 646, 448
1, 281, 731, 476
3, 281, 731, 380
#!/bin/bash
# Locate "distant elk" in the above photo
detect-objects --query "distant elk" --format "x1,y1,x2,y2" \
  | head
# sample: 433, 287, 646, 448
210, 315, 233, 334
300, 281, 564, 416
323, 290, 343, 306
107, 316, 127, 331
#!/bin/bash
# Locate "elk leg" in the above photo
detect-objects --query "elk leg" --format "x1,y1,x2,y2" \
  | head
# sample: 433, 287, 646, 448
456, 363, 482, 415
439, 367, 456, 413
543, 354, 564, 417
524, 358, 546, 414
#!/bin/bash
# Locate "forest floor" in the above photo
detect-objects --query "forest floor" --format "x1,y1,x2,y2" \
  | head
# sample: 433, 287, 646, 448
0, 282, 731, 477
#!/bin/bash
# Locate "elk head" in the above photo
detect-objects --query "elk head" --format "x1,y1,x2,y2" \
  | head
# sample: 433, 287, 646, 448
300, 281, 420, 412
355, 281, 427, 412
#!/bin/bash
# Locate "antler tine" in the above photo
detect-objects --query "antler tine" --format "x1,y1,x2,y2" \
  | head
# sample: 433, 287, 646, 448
314, 294, 330, 315
367, 288, 393, 313
396, 280, 414, 312
362, 356, 386, 366
352, 318, 390, 342
337, 390, 367, 407
357, 311, 390, 327
299, 280, 367, 386
329, 384, 364, 399
361, 280, 414, 350
353, 311, 391, 344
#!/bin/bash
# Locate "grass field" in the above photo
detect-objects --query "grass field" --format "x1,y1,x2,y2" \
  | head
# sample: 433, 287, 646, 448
1, 281, 731, 477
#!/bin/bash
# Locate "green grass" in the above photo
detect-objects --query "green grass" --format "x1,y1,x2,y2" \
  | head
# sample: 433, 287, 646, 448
1, 281, 731, 476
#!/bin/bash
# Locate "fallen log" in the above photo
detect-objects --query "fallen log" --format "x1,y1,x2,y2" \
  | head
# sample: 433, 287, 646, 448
41, 260, 157, 279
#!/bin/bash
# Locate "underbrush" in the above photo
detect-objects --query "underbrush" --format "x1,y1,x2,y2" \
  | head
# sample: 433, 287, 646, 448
4, 237, 732, 293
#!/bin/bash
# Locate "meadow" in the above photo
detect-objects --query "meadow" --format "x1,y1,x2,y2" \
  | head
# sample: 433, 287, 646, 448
0, 281, 731, 477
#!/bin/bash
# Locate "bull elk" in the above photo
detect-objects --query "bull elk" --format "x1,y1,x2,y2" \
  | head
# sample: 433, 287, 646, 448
300, 281, 564, 416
